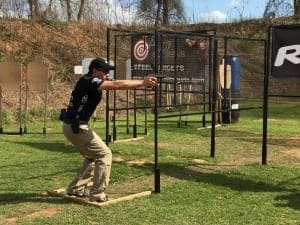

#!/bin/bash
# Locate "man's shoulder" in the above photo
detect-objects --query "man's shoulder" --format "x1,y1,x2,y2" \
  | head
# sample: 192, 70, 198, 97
82, 74, 92, 81
77, 75, 93, 85
81, 75, 103, 83
77, 75, 103, 90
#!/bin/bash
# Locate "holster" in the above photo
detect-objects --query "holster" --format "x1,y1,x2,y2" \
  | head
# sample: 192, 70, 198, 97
59, 108, 67, 121
71, 119, 80, 134
60, 109, 80, 134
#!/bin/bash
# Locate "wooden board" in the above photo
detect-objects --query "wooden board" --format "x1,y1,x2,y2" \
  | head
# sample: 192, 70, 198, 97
113, 137, 144, 143
197, 124, 222, 130
46, 188, 152, 207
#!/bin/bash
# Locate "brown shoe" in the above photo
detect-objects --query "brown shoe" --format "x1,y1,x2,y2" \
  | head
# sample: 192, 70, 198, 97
67, 187, 89, 197
89, 192, 107, 202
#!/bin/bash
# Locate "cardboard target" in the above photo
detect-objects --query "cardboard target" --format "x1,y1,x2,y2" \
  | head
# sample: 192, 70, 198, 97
27, 56, 48, 91
0, 56, 21, 91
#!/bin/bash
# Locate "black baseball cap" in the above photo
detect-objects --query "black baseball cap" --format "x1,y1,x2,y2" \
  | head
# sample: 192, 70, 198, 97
89, 58, 115, 71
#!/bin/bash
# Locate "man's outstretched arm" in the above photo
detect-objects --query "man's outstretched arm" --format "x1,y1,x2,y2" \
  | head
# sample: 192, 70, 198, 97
99, 76, 157, 90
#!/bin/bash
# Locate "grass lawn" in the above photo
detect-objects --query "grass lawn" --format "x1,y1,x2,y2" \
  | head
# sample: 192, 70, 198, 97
0, 101, 299, 225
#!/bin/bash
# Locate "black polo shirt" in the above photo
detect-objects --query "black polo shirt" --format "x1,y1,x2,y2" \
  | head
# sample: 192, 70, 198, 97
66, 74, 104, 122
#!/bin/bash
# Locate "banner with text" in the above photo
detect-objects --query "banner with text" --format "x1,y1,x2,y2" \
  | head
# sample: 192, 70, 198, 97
271, 25, 300, 78
131, 35, 208, 81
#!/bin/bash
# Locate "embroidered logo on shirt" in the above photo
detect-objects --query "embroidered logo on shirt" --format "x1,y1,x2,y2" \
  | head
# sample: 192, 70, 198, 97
92, 77, 103, 84
82, 94, 88, 103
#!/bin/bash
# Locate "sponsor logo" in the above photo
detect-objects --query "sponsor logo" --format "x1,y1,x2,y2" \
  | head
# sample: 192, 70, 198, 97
274, 44, 300, 66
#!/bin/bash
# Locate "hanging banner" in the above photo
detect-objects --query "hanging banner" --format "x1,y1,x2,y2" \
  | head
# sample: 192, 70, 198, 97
271, 25, 300, 78
131, 34, 208, 81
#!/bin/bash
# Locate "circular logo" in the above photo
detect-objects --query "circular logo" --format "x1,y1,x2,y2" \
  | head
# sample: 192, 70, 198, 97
134, 39, 149, 61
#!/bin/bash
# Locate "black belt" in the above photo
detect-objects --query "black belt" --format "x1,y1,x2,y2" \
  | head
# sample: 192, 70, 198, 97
63, 118, 73, 124
63, 118, 88, 125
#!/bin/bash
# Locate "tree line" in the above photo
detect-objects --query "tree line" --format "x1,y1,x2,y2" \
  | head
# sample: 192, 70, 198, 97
0, 0, 299, 26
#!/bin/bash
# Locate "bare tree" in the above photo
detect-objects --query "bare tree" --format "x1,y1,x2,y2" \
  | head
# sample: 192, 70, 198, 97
44, 0, 54, 15
232, 0, 247, 21
116, 0, 137, 25
295, 0, 300, 18
41, 0, 58, 19
34, 0, 41, 18
28, 0, 33, 18
136, 0, 185, 27
1, 0, 185, 24
58, 0, 72, 21
65, 0, 72, 21
27, 0, 41, 19
0, 0, 28, 18
155, 0, 162, 27
263, 0, 293, 18
28, 0, 57, 19
162, 0, 169, 26
77, 0, 86, 21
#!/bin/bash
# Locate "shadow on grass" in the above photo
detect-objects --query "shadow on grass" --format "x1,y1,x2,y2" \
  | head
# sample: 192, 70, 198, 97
0, 155, 75, 169
2, 139, 74, 154
133, 162, 299, 210
274, 192, 300, 210
158, 163, 289, 192
126, 161, 299, 193
0, 169, 75, 186
232, 135, 300, 148
0, 192, 68, 205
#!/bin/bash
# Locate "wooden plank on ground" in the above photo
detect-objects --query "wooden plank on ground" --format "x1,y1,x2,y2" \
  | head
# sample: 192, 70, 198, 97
197, 124, 222, 130
113, 137, 144, 143
47, 188, 152, 207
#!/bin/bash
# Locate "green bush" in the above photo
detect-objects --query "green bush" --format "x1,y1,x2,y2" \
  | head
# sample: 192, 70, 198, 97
1, 109, 12, 124
48, 109, 60, 121
29, 106, 45, 118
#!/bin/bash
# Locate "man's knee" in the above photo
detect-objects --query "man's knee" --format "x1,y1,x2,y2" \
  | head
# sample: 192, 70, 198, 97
95, 150, 112, 166
105, 151, 112, 165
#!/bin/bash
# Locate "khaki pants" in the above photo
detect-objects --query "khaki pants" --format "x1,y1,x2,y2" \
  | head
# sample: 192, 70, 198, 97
63, 123, 112, 196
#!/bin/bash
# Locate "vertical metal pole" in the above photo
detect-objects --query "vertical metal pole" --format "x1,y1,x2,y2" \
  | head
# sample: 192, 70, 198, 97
203, 66, 206, 127
144, 88, 148, 135
173, 36, 178, 106
133, 89, 137, 138
208, 36, 213, 111
210, 39, 218, 158
0, 86, 3, 133
24, 85, 28, 133
106, 28, 111, 145
106, 91, 111, 145
203, 37, 210, 127
223, 36, 229, 124
154, 29, 160, 193
43, 77, 48, 135
112, 35, 117, 141
159, 33, 163, 106
262, 29, 271, 165
178, 83, 182, 128
174, 37, 181, 127
126, 90, 130, 134
19, 67, 23, 135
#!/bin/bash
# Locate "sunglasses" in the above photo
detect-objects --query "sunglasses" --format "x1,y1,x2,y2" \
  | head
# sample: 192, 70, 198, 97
96, 68, 110, 74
